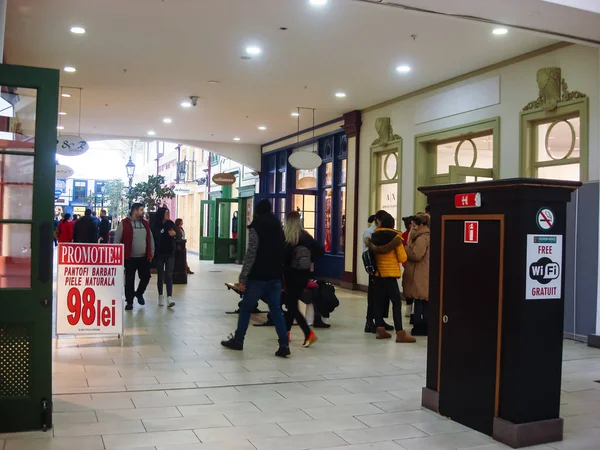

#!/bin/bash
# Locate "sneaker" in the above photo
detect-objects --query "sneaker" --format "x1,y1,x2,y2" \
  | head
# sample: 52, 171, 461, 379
167, 297, 175, 308
125, 303, 133, 311
158, 295, 165, 306
303, 331, 318, 348
383, 321, 394, 331
275, 346, 291, 357
136, 293, 146, 306
221, 334, 243, 351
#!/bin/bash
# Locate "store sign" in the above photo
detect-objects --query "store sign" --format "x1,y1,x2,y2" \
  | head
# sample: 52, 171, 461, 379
174, 186, 192, 195
464, 221, 479, 244
56, 243, 124, 335
56, 164, 74, 178
455, 192, 481, 209
212, 173, 236, 186
56, 135, 90, 156
526, 235, 562, 300
55, 178, 67, 197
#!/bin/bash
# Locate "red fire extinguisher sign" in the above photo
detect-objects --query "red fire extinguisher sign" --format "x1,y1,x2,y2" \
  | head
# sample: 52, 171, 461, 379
464, 221, 479, 244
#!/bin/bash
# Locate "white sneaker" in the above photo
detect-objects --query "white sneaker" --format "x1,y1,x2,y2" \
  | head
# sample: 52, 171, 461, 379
158, 295, 165, 306
405, 304, 413, 317
167, 297, 175, 308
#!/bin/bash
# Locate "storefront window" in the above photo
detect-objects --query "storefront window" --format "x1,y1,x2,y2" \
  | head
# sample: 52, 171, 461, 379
339, 186, 346, 251
324, 162, 333, 186
340, 159, 347, 184
436, 134, 493, 180
534, 116, 580, 181
268, 172, 276, 193
375, 151, 398, 224
296, 169, 317, 189
278, 198, 286, 224
294, 194, 316, 238
278, 169, 287, 192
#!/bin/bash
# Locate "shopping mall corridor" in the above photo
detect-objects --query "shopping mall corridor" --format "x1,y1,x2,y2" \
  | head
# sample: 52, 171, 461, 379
1, 260, 600, 449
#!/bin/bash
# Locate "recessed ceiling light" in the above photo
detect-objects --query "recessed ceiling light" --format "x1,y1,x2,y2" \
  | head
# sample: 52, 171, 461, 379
335, 92, 347, 98
258, 126, 267, 131
59, 112, 67, 116
61, 93, 72, 98
207, 80, 220, 84
310, 0, 328, 5
162, 118, 172, 124
493, 27, 508, 35
70, 26, 86, 34
233, 137, 241, 141
64, 66, 77, 73
291, 112, 300, 117
147, 130, 156, 136
246, 46, 262, 56
57, 126, 64, 130
180, 101, 192, 108
396, 65, 411, 73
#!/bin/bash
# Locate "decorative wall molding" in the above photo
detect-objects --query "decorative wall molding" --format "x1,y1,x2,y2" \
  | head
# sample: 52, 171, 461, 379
371, 117, 401, 147
523, 67, 587, 112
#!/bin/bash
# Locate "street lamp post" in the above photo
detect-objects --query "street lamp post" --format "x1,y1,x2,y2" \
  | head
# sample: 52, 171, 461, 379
125, 157, 136, 208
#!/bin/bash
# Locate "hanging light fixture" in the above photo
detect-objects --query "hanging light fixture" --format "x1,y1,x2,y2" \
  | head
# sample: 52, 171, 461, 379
288, 107, 322, 170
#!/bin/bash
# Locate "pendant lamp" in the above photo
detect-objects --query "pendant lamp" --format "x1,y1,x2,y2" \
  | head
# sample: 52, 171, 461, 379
288, 107, 322, 170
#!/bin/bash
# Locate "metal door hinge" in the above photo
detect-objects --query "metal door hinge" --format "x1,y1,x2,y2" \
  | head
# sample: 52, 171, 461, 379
40, 299, 49, 307
41, 399, 52, 431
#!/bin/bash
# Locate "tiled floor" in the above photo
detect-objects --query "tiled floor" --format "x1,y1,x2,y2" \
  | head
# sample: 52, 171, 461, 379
2, 260, 600, 449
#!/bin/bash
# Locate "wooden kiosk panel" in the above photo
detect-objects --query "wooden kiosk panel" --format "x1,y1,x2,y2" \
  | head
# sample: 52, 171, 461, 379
420, 178, 580, 449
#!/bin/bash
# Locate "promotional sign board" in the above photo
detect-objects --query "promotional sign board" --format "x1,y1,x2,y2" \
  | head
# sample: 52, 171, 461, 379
56, 243, 124, 336
525, 234, 562, 300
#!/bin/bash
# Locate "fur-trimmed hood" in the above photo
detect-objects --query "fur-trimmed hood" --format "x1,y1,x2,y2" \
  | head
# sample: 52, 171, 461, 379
365, 228, 404, 254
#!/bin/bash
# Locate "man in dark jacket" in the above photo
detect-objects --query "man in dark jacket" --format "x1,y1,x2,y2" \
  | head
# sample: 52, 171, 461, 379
221, 199, 290, 357
98, 209, 111, 243
73, 209, 98, 243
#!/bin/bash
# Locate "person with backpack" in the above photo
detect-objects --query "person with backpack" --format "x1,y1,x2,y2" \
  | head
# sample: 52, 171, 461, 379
282, 211, 324, 347
365, 210, 416, 343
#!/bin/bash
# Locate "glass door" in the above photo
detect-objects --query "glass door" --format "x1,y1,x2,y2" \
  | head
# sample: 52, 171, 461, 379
214, 198, 240, 264
199, 200, 215, 260
0, 65, 59, 432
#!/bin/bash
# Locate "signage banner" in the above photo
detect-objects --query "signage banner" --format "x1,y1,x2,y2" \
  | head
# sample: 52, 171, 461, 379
55, 178, 66, 197
212, 173, 236, 186
56, 135, 90, 156
55, 164, 74, 179
525, 234, 562, 300
56, 243, 124, 335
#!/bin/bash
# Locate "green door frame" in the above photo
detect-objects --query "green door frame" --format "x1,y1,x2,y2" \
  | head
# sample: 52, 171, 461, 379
0, 64, 59, 432
237, 185, 255, 263
199, 199, 215, 260
214, 198, 240, 264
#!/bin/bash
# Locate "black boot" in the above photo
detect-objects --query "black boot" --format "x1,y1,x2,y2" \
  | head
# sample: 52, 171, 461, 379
364, 321, 376, 333
382, 321, 394, 331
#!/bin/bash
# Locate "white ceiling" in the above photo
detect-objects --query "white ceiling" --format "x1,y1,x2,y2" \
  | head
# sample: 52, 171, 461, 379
5, 0, 561, 148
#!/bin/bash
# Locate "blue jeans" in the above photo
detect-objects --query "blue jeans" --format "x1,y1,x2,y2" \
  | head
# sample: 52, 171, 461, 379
235, 279, 289, 347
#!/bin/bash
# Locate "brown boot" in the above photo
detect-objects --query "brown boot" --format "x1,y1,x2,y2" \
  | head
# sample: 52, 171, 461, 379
376, 327, 392, 339
396, 330, 416, 343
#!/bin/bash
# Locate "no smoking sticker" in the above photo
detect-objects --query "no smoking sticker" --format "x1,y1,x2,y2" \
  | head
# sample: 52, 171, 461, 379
537, 207, 555, 231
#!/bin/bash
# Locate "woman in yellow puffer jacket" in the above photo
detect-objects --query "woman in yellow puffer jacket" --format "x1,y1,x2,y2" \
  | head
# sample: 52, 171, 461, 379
365, 210, 416, 343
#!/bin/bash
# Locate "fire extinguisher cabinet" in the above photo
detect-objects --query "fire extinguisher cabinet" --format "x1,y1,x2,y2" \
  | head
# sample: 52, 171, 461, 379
419, 178, 580, 448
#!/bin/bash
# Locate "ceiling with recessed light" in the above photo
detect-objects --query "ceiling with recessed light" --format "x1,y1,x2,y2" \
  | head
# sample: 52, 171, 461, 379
4, 0, 575, 148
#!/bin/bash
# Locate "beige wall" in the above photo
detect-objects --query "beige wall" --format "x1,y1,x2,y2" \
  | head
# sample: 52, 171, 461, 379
356, 44, 600, 287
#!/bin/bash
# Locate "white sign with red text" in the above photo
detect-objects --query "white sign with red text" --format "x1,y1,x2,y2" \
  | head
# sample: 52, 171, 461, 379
526, 235, 562, 300
56, 244, 124, 335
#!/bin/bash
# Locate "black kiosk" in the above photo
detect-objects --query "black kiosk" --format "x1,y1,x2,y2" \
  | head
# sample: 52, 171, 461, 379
419, 178, 580, 449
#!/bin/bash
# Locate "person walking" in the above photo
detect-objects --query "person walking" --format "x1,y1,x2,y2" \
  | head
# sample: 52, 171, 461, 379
221, 199, 290, 357
152, 207, 177, 308
114, 203, 154, 311
403, 213, 431, 336
365, 210, 416, 343
73, 209, 99, 243
56, 213, 74, 243
282, 210, 323, 347
401, 216, 415, 318
98, 209, 111, 243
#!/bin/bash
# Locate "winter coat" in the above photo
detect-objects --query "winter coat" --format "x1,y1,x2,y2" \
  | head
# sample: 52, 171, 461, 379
365, 228, 407, 278
402, 226, 430, 300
